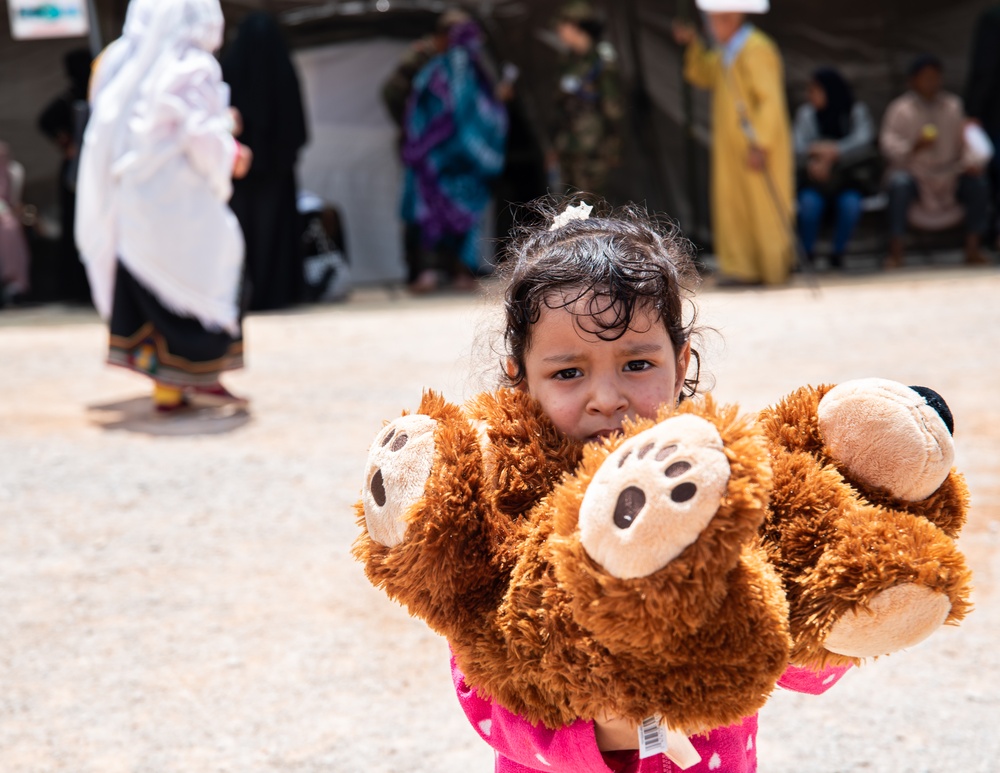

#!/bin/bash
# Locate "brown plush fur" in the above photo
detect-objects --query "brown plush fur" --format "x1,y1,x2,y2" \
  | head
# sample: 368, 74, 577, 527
356, 390, 789, 733
758, 384, 973, 668
355, 380, 973, 734
465, 390, 584, 519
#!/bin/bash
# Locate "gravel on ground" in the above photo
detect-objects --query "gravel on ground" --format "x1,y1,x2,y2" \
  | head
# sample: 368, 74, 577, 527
1, 266, 997, 773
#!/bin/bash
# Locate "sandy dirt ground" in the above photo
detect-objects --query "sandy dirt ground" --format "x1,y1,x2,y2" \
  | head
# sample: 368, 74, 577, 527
1, 265, 998, 773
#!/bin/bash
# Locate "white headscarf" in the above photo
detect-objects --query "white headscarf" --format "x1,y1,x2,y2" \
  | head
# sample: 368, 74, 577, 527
76, 0, 243, 335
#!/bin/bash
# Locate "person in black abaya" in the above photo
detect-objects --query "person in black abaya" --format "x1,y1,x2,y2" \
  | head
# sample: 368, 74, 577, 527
37, 47, 93, 303
222, 12, 308, 311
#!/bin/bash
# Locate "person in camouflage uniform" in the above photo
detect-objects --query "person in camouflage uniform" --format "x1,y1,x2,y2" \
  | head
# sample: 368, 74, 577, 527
548, 0, 624, 199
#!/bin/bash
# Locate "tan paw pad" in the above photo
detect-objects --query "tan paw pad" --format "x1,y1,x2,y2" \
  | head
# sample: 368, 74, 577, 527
823, 584, 951, 658
361, 414, 438, 547
578, 415, 731, 579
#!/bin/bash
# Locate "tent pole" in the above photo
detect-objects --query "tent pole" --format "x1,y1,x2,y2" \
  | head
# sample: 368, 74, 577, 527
623, 0, 667, 209
675, 0, 703, 243
87, 0, 103, 56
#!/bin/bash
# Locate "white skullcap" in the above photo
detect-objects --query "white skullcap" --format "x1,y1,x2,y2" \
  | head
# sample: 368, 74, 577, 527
695, 0, 769, 12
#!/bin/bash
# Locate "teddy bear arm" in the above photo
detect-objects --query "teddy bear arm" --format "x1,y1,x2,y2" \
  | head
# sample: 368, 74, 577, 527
776, 502, 973, 666
356, 391, 522, 638
512, 401, 791, 733
551, 400, 777, 644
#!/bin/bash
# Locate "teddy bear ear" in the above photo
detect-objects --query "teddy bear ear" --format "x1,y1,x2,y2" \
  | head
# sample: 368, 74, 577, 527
908, 386, 954, 435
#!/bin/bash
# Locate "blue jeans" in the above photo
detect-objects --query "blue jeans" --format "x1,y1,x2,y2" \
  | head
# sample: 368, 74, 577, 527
797, 187, 863, 257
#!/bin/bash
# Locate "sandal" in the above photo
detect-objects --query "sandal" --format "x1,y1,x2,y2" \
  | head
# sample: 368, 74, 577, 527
154, 396, 192, 414
188, 383, 250, 408
409, 269, 441, 295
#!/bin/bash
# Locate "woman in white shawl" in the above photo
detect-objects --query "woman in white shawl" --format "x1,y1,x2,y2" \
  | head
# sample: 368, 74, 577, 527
76, 0, 253, 413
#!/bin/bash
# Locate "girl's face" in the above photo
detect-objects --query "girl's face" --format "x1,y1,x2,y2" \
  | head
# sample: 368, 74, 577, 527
517, 294, 691, 442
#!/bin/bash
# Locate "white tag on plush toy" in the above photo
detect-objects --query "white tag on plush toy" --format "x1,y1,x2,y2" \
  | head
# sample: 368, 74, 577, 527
638, 716, 702, 769
638, 715, 668, 758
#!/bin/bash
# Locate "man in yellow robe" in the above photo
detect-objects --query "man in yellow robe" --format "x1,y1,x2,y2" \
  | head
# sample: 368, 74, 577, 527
673, 2, 795, 286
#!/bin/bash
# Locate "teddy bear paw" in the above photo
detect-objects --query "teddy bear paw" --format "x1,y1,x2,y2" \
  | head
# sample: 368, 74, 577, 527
817, 379, 954, 502
578, 414, 732, 579
361, 414, 438, 547
823, 584, 952, 658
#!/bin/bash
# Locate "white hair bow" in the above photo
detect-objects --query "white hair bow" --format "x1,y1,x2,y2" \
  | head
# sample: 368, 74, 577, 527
549, 202, 593, 231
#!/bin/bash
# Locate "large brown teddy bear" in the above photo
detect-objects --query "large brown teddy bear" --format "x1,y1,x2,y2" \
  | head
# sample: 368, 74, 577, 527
354, 378, 972, 737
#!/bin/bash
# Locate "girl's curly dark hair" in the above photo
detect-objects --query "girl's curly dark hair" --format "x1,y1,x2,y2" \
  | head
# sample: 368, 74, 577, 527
496, 196, 704, 398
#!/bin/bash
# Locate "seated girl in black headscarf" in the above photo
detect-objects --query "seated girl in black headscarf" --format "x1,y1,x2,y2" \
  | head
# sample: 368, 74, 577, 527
793, 67, 877, 269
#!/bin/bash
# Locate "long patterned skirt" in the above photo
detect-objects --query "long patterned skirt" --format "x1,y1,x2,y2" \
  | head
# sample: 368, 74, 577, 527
107, 262, 243, 388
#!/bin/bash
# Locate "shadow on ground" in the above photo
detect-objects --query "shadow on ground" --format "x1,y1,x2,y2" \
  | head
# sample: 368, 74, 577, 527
87, 395, 252, 436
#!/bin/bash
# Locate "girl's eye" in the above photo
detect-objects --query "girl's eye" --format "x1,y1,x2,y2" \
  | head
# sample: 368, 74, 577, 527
625, 360, 653, 372
554, 368, 583, 380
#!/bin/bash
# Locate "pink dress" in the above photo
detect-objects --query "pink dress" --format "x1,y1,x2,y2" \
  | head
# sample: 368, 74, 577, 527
452, 655, 849, 773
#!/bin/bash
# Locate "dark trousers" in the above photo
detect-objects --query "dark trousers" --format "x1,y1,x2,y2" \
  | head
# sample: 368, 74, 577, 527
987, 128, 1000, 235
887, 170, 990, 237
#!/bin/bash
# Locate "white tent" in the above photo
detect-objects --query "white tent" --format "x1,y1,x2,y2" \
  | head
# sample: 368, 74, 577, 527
294, 37, 410, 285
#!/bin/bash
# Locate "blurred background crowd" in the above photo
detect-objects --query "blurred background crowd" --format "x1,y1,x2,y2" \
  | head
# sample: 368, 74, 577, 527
1, 0, 999, 309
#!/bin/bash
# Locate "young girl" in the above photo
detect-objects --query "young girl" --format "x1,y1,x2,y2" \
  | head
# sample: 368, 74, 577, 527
76, 0, 253, 413
452, 198, 849, 772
